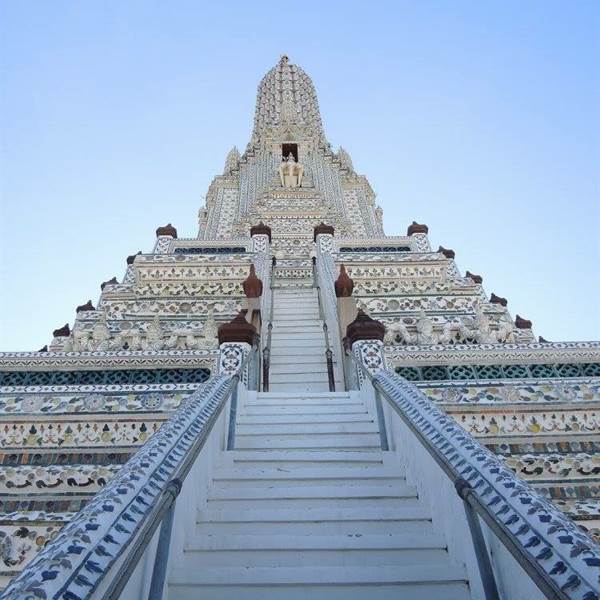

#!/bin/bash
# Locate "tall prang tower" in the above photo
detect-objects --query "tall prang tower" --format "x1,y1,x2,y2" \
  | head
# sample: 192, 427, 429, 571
1, 56, 599, 598
199, 55, 383, 245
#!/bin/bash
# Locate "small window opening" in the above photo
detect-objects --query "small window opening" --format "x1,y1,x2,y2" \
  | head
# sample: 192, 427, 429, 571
282, 143, 298, 162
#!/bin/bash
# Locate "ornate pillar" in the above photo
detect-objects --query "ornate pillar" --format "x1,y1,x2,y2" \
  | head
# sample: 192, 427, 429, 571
250, 222, 271, 342
313, 222, 334, 254
346, 309, 387, 383
407, 221, 431, 252
250, 221, 271, 253
154, 223, 178, 254
217, 312, 257, 381
345, 309, 389, 450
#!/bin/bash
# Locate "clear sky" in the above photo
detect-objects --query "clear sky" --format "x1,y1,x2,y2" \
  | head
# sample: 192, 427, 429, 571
1, 1, 598, 351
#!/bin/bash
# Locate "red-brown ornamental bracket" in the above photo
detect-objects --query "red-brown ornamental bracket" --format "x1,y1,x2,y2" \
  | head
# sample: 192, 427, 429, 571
242, 265, 263, 298
126, 251, 142, 265
407, 221, 428, 236
465, 271, 483, 284
53, 324, 70, 338
217, 311, 257, 346
101, 277, 118, 290
437, 245, 455, 259
346, 309, 386, 346
156, 223, 178, 238
335, 264, 354, 298
313, 222, 335, 241
515, 315, 533, 329
76, 300, 95, 313
250, 221, 272, 243
490, 293, 508, 307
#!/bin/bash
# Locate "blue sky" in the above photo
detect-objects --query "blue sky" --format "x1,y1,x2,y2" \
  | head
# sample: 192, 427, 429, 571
1, 1, 598, 350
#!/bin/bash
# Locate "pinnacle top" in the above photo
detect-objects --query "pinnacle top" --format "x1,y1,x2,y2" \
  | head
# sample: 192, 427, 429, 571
250, 55, 326, 145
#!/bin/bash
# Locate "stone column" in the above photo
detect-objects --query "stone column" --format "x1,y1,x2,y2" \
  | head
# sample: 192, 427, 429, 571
345, 310, 389, 450
217, 312, 257, 382
407, 221, 431, 252
250, 222, 271, 340
154, 223, 178, 254
345, 309, 387, 384
250, 221, 271, 254
313, 222, 334, 254
334, 264, 358, 390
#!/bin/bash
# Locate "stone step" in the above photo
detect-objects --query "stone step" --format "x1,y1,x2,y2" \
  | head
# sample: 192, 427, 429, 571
207, 482, 416, 500
264, 372, 334, 384
227, 449, 384, 466
181, 546, 450, 568
240, 398, 358, 416
256, 392, 351, 399
244, 395, 356, 405
211, 478, 404, 490
268, 382, 339, 393
169, 582, 470, 600
233, 433, 382, 450
169, 565, 469, 594
237, 413, 372, 424
194, 516, 433, 537
235, 422, 379, 436
268, 344, 330, 354
205, 496, 419, 510
271, 321, 324, 329
271, 331, 325, 340
268, 355, 336, 366
268, 363, 328, 375
186, 532, 445, 552
211, 466, 403, 483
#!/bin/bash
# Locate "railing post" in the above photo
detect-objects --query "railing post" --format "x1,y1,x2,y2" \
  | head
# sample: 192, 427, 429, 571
147, 479, 182, 600
455, 479, 501, 600
346, 310, 388, 450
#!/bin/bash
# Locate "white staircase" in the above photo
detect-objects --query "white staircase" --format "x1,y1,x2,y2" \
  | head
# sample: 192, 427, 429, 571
269, 288, 342, 392
167, 390, 471, 599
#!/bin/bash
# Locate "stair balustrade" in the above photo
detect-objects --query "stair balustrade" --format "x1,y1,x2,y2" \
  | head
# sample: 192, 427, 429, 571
314, 241, 344, 391
261, 256, 275, 392
3, 346, 258, 600
347, 349, 600, 600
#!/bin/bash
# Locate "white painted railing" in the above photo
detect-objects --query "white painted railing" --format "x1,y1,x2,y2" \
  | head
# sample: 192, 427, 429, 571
315, 242, 345, 387
2, 352, 253, 600
350, 353, 600, 600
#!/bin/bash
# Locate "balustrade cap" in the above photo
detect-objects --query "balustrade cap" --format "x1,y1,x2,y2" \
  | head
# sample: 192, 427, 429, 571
490, 293, 507, 307
466, 270, 483, 284
156, 223, 178, 238
437, 245, 455, 259
76, 300, 95, 313
53, 324, 70, 338
515, 314, 533, 329
100, 277, 118, 290
334, 264, 354, 298
407, 221, 428, 235
346, 309, 385, 345
126, 251, 141, 265
313, 222, 334, 241
250, 221, 272, 242
218, 311, 257, 345
243, 264, 263, 298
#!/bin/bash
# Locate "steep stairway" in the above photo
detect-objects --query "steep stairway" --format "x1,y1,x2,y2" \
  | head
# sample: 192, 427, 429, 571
269, 287, 342, 392
167, 391, 471, 599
